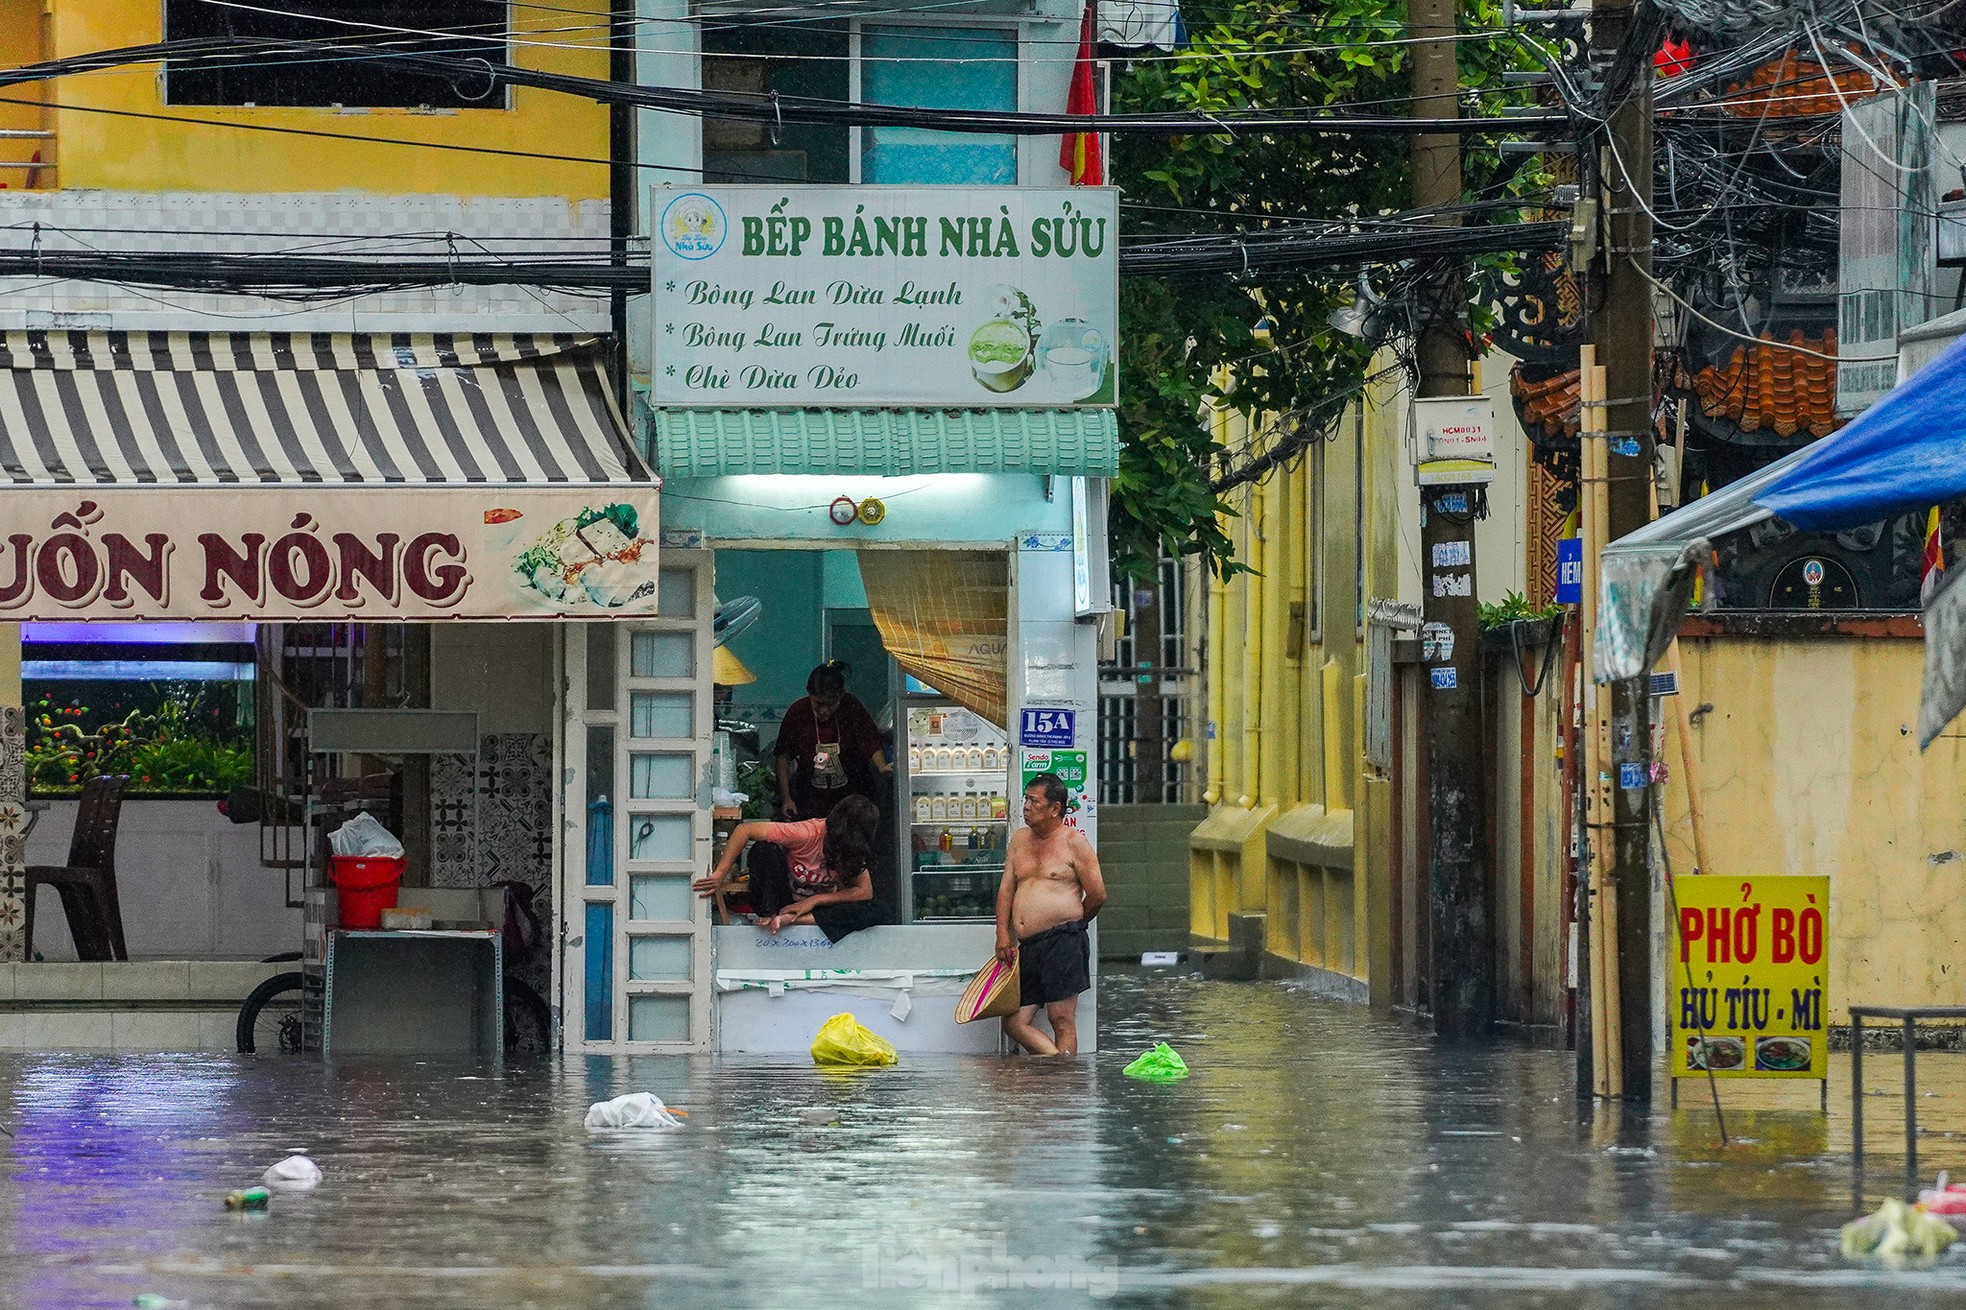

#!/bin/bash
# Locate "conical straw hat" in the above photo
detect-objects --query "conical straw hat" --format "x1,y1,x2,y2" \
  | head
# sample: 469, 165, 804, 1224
954, 952, 1020, 1023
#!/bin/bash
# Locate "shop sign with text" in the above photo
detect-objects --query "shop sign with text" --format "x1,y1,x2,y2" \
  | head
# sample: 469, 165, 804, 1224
0, 488, 662, 621
653, 186, 1118, 408
1669, 875, 1830, 1080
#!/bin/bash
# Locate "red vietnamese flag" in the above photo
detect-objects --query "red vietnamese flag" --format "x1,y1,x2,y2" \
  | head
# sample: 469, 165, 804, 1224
1061, 1, 1103, 185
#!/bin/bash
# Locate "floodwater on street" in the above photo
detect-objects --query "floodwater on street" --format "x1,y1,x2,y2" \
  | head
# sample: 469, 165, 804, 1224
2, 968, 1965, 1309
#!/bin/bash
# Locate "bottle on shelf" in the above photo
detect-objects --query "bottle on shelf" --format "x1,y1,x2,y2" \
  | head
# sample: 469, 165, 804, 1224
914, 795, 932, 823
908, 747, 921, 772
931, 794, 948, 820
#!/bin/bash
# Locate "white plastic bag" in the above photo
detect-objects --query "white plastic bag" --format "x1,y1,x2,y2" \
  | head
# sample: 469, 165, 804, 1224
329, 813, 404, 859
584, 1092, 684, 1130
261, 1154, 322, 1191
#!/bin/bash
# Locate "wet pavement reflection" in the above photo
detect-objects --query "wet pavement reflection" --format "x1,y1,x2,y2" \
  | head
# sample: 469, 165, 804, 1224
3, 969, 1966, 1308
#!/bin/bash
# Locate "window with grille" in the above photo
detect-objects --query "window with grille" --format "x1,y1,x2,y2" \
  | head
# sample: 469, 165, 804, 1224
164, 1, 508, 109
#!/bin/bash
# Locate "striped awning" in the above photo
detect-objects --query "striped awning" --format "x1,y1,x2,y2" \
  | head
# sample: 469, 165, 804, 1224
653, 407, 1119, 480
0, 332, 651, 487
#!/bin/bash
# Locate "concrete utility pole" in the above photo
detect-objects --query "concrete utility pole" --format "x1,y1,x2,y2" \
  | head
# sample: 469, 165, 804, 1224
1411, 0, 1493, 1037
1588, 1, 1657, 1099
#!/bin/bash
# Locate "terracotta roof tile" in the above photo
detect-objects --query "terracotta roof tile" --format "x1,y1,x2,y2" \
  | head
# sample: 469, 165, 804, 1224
1692, 329, 1841, 439
1509, 366, 1580, 442
1722, 52, 1877, 118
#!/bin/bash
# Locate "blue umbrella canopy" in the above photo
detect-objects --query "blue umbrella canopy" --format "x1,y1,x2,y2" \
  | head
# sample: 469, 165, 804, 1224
1595, 326, 1966, 744
1756, 330, 1966, 532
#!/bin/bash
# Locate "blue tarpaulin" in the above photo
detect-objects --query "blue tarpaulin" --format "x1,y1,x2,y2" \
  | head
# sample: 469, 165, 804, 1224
1756, 331, 1966, 531
1594, 326, 1966, 744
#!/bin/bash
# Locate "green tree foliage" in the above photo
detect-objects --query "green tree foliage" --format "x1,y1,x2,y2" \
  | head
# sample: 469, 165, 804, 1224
1110, 0, 1542, 581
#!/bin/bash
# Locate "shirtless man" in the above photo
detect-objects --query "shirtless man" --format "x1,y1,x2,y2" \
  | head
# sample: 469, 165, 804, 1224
995, 772, 1106, 1055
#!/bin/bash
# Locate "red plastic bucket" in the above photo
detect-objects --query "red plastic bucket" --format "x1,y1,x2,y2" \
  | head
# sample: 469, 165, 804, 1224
330, 855, 405, 930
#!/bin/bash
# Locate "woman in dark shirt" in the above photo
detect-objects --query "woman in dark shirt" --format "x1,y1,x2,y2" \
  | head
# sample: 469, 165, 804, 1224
774, 660, 892, 819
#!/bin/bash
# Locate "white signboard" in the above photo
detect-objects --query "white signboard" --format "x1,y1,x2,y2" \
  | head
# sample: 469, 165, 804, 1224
1414, 395, 1497, 487
652, 186, 1119, 408
0, 488, 661, 621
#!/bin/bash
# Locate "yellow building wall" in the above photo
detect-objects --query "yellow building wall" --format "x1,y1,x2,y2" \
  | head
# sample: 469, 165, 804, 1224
1661, 634, 1966, 1015
1189, 373, 1408, 991
0, 0, 52, 185
39, 2, 610, 197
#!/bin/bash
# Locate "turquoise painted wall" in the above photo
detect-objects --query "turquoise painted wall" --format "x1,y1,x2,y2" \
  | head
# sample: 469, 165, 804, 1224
717, 550, 822, 718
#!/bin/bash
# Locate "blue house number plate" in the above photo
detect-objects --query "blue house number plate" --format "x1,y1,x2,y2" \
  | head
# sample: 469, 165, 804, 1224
1019, 708, 1076, 747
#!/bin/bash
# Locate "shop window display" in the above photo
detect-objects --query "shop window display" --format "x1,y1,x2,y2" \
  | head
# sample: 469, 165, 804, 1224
21, 627, 254, 798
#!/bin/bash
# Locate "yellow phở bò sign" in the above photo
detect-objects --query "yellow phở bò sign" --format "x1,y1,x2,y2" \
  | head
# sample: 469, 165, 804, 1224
1669, 875, 1829, 1079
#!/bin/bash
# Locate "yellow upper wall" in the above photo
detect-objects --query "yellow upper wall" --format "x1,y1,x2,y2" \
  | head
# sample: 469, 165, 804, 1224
1663, 635, 1966, 1013
40, 2, 610, 197
0, 0, 51, 183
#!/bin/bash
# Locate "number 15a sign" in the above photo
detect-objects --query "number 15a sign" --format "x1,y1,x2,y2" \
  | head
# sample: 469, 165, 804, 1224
1019, 708, 1076, 747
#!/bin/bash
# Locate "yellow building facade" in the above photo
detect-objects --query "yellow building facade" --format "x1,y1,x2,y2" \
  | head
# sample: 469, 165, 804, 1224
1193, 358, 1966, 1027
1188, 369, 1408, 1002
0, 0, 610, 196
1188, 359, 1561, 1017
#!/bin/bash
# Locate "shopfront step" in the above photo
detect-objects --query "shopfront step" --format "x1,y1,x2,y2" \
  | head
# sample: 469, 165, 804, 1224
0, 960, 289, 1052
0, 1007, 245, 1052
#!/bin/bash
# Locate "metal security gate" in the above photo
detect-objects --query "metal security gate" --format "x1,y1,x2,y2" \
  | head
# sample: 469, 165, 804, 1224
560, 551, 715, 1053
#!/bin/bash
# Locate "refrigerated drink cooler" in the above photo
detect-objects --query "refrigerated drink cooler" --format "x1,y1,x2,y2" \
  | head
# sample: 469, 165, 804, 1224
899, 697, 1011, 923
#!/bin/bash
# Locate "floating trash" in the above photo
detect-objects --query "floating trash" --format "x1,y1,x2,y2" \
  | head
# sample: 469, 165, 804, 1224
1839, 1198, 1957, 1261
1123, 1043, 1190, 1082
262, 1155, 322, 1191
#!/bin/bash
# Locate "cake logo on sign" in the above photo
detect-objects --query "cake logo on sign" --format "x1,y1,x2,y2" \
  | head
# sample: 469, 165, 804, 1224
660, 193, 727, 261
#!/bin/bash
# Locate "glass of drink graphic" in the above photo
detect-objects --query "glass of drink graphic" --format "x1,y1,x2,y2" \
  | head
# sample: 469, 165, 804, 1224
1036, 320, 1107, 401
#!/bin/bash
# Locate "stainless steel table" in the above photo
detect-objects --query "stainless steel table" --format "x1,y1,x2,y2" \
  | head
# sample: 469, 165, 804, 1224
1849, 1003, 1966, 1204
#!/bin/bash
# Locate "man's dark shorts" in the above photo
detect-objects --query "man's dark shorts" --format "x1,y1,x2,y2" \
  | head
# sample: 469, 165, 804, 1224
1019, 918, 1090, 1008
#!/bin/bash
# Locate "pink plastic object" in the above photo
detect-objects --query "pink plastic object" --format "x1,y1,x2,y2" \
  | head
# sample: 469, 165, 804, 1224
1918, 1184, 1966, 1216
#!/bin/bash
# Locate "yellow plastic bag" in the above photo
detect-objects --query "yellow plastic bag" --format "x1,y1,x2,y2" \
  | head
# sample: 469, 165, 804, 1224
810, 1013, 899, 1068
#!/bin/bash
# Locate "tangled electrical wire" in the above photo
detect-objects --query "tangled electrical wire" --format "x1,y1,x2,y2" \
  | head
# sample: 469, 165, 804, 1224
0, 36, 1571, 139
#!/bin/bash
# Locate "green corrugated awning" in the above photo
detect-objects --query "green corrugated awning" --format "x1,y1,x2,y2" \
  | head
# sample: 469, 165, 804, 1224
652, 409, 1119, 479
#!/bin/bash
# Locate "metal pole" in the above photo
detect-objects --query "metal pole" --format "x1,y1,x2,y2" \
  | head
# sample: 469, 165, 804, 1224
1904, 1016, 1918, 1197
1588, 0, 1658, 1100
609, 0, 636, 415
1412, 0, 1492, 1037
1851, 1012, 1865, 1212
1136, 576, 1168, 803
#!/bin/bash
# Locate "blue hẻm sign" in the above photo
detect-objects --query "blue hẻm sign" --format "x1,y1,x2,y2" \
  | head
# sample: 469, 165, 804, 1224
1556, 537, 1583, 604
1019, 707, 1077, 747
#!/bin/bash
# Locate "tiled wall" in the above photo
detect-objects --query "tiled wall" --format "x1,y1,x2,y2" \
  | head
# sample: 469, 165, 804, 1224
431, 733, 553, 995
0, 706, 23, 964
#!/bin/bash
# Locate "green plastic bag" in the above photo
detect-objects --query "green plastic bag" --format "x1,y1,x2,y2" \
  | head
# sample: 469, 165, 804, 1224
1123, 1042, 1190, 1082
810, 1012, 899, 1067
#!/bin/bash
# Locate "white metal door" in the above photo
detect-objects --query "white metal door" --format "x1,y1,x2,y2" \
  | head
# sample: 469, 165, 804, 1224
560, 551, 715, 1053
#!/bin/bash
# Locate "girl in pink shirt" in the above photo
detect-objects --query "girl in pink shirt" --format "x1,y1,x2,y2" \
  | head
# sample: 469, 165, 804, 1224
696, 795, 881, 939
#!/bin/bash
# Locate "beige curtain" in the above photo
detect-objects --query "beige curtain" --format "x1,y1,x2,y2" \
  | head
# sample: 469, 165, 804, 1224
858, 550, 1009, 729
